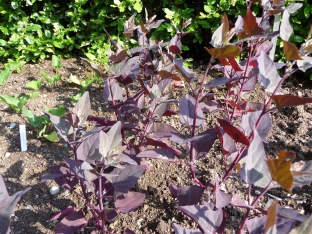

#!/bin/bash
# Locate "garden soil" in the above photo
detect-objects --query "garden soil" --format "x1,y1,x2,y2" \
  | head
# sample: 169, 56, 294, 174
0, 58, 312, 234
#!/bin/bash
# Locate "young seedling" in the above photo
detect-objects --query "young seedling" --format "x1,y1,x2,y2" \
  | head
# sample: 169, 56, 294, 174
0, 92, 40, 113
68, 74, 95, 102
0, 60, 25, 92
40, 55, 63, 90
22, 105, 66, 142
25, 79, 42, 90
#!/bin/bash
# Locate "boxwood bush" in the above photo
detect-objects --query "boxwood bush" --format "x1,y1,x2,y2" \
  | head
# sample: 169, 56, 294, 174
0, 0, 310, 64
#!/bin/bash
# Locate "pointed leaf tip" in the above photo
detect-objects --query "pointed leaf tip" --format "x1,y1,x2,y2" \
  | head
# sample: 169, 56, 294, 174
267, 150, 295, 192
217, 118, 250, 146
271, 95, 312, 107
205, 45, 241, 58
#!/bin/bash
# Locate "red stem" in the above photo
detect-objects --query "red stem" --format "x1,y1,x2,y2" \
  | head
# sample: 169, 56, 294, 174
189, 57, 214, 185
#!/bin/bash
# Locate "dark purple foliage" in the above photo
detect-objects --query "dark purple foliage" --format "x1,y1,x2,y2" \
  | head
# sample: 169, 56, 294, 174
33, 4, 312, 234
176, 204, 225, 233
176, 185, 205, 206
0, 174, 30, 234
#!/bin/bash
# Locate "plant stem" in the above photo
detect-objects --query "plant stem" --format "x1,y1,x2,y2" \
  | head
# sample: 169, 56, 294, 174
189, 57, 214, 185
238, 182, 272, 233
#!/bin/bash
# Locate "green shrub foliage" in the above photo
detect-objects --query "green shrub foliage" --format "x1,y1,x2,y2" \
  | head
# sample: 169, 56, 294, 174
0, 0, 310, 63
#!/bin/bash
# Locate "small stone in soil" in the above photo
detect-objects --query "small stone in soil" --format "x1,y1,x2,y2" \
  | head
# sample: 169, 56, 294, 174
50, 186, 60, 195
5, 152, 11, 158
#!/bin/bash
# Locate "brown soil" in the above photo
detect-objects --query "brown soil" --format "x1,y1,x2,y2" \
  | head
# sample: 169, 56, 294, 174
0, 58, 311, 234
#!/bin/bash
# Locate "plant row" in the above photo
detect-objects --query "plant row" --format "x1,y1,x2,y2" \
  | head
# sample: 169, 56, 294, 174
1, 0, 312, 233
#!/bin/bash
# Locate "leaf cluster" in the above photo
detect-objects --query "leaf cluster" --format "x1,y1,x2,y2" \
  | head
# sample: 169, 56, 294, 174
1, 1, 312, 233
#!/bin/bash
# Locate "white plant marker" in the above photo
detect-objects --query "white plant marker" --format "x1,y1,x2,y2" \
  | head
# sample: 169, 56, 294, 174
19, 125, 27, 151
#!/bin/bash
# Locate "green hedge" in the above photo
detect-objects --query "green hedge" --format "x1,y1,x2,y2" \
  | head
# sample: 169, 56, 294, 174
0, 0, 310, 63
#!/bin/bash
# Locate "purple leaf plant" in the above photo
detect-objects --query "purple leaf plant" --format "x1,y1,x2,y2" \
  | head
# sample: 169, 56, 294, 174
38, 2, 312, 233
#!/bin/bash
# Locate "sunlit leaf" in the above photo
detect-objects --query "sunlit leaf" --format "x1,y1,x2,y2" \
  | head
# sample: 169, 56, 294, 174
291, 160, 312, 189
271, 95, 312, 107
243, 9, 264, 37
25, 80, 42, 90
289, 214, 312, 234
283, 41, 302, 60
217, 118, 250, 146
205, 45, 241, 58
258, 51, 282, 94
264, 201, 277, 234
240, 129, 272, 188
44, 131, 58, 142
267, 150, 295, 192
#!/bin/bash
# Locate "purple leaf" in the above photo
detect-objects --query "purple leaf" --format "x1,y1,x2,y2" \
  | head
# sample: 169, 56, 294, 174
149, 19, 165, 29
240, 129, 272, 188
147, 122, 184, 145
72, 91, 91, 126
192, 128, 217, 160
169, 184, 178, 198
200, 100, 222, 114
137, 148, 176, 162
246, 216, 266, 234
146, 137, 182, 155
124, 228, 136, 234
76, 131, 100, 161
246, 216, 296, 234
215, 125, 237, 155
80, 57, 108, 78
169, 35, 182, 54
89, 121, 124, 166
217, 118, 250, 146
53, 210, 87, 234
93, 206, 118, 222
115, 192, 145, 213
149, 95, 170, 118
109, 49, 127, 62
43, 166, 78, 190
108, 165, 146, 196
103, 79, 124, 102
241, 111, 272, 143
172, 223, 202, 234
137, 24, 148, 46
93, 177, 114, 198
230, 194, 254, 209
179, 94, 204, 126
255, 41, 273, 56
177, 186, 205, 206
277, 207, 307, 222
111, 56, 139, 77
87, 116, 116, 127
280, 4, 302, 41
64, 158, 97, 192
297, 56, 312, 72
65, 113, 79, 129
173, 58, 195, 83
289, 215, 312, 233
291, 160, 312, 189
215, 182, 232, 209
0, 174, 30, 234
258, 51, 282, 94
205, 77, 231, 89
50, 206, 75, 221
124, 14, 137, 38
45, 112, 73, 142
176, 204, 224, 233
241, 75, 257, 92
275, 218, 296, 233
